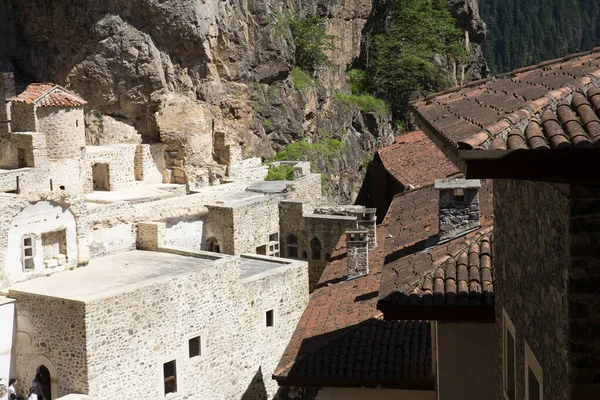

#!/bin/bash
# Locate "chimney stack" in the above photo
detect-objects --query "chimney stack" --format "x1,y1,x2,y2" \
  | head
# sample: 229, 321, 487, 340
0, 72, 15, 135
346, 230, 369, 279
434, 179, 481, 241
354, 208, 377, 250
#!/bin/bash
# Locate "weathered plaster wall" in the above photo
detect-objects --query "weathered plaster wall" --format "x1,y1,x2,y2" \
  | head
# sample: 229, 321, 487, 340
316, 387, 436, 400
83, 257, 308, 400
165, 217, 205, 251
89, 224, 135, 258
569, 184, 600, 397
36, 107, 85, 160
437, 322, 496, 400
494, 180, 570, 400
4, 201, 78, 284
10, 291, 88, 397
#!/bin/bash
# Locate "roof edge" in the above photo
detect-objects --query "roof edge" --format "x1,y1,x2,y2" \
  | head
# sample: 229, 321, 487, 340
272, 375, 436, 391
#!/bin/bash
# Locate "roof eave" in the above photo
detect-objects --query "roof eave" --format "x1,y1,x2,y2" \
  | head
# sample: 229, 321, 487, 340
459, 149, 600, 184
377, 304, 495, 322
272, 374, 436, 391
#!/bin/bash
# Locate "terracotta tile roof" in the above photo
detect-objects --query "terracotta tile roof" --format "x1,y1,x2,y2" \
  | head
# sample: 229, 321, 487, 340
377, 180, 494, 321
13, 83, 87, 108
278, 319, 432, 387
273, 217, 434, 389
377, 130, 460, 188
410, 47, 600, 152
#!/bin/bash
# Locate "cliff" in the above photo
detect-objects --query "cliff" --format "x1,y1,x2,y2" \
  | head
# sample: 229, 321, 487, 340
0, 0, 486, 202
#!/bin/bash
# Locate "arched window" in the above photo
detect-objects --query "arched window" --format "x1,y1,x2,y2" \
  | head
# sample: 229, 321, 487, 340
310, 237, 322, 261
286, 234, 298, 259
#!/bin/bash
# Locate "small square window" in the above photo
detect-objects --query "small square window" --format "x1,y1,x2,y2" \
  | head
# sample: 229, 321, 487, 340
189, 336, 202, 358
22, 235, 35, 270
266, 309, 274, 327
163, 360, 177, 395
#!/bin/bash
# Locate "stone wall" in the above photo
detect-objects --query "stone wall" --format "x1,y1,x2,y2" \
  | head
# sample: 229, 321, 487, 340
165, 217, 205, 252
9, 291, 88, 397
494, 180, 571, 400
232, 196, 281, 255
568, 184, 600, 397
36, 107, 85, 160
82, 255, 308, 399
10, 103, 37, 133
85, 145, 137, 191
89, 223, 135, 258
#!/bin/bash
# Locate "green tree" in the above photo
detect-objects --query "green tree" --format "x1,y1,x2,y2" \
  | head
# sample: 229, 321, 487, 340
364, 0, 466, 116
289, 16, 336, 72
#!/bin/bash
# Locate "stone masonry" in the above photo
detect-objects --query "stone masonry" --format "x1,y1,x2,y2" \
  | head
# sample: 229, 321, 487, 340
346, 230, 369, 279
494, 179, 570, 400
435, 179, 481, 242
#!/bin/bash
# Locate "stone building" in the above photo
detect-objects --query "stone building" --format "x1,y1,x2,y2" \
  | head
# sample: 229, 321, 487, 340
0, 73, 350, 399
409, 47, 600, 399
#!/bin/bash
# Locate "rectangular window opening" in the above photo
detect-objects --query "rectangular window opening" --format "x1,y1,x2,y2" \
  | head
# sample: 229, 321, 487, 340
266, 309, 274, 327
22, 235, 34, 270
503, 310, 516, 400
163, 360, 177, 396
525, 342, 543, 400
189, 336, 202, 358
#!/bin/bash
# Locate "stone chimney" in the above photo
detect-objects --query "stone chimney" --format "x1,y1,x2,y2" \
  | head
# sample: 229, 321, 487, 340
434, 179, 481, 241
346, 230, 369, 279
0, 72, 15, 135
353, 208, 377, 250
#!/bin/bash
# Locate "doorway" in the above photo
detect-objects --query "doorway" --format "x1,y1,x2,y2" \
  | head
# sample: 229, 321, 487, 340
92, 163, 110, 191
36, 365, 51, 400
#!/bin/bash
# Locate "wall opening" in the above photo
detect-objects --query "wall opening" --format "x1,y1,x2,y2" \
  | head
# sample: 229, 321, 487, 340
503, 309, 516, 400
92, 163, 110, 191
41, 229, 67, 268
163, 360, 177, 396
22, 235, 34, 270
36, 365, 51, 400
286, 234, 298, 259
301, 251, 307, 260
17, 148, 27, 168
266, 309, 274, 327
310, 237, 322, 261
189, 336, 202, 358
525, 342, 543, 400
256, 244, 267, 255
206, 237, 220, 253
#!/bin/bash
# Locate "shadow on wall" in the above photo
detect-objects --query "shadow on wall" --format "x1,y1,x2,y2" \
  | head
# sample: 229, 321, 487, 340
241, 367, 268, 400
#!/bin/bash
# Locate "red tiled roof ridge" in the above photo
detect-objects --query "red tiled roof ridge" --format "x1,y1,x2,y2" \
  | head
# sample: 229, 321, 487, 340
415, 46, 600, 104
13, 83, 87, 107
457, 78, 600, 150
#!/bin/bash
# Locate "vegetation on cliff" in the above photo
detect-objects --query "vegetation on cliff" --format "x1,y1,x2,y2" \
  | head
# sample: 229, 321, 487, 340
353, 0, 466, 119
481, 0, 600, 73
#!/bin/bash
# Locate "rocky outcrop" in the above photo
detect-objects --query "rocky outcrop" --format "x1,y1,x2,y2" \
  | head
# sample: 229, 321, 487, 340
0, 0, 485, 202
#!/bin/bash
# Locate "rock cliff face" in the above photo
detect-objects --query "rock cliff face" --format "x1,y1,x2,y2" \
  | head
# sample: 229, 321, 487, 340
0, 0, 485, 202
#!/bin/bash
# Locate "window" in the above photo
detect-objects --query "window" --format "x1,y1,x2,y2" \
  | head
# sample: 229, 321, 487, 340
503, 309, 516, 400
310, 237, 322, 261
266, 309, 274, 327
163, 360, 177, 395
189, 336, 202, 358
525, 342, 543, 400
286, 234, 298, 259
269, 232, 279, 242
22, 236, 34, 270
301, 251, 307, 260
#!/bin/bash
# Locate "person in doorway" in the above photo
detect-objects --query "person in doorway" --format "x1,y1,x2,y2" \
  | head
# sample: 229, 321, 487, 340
26, 387, 36, 400
30, 376, 41, 399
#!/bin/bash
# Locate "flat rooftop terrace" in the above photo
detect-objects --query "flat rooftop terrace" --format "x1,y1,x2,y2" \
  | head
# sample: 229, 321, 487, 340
9, 250, 218, 302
